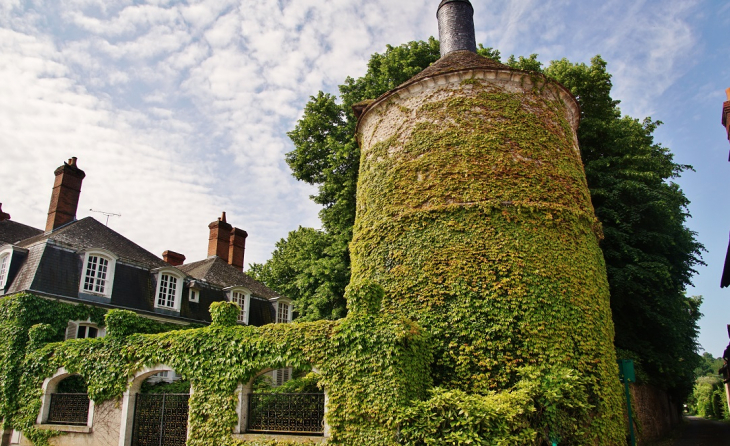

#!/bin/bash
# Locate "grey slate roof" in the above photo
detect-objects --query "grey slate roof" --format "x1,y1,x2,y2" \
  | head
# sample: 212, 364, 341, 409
0, 220, 43, 245
404, 50, 508, 85
6, 243, 44, 294
178, 256, 282, 300
16, 217, 167, 268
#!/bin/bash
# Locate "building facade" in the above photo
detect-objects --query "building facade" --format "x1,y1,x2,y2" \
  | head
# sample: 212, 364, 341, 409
0, 158, 292, 332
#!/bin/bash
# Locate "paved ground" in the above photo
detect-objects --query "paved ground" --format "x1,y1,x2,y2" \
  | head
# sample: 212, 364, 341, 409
648, 416, 730, 446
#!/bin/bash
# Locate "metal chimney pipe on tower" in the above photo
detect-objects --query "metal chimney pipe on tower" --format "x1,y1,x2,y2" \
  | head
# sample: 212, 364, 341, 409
437, 0, 477, 57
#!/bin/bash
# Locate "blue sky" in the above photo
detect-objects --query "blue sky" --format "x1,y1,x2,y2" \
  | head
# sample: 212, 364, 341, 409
1, 0, 729, 355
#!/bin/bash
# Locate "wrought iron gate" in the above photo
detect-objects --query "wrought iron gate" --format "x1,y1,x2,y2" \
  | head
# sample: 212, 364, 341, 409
47, 393, 90, 425
131, 393, 189, 446
247, 393, 325, 434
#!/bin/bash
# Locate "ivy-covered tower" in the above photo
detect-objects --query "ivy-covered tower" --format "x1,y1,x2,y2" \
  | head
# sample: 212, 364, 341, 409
350, 0, 624, 442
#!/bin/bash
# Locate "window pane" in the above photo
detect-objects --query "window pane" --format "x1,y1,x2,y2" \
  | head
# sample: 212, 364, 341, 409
157, 274, 178, 308
95, 257, 108, 293
277, 302, 289, 323
0, 254, 8, 286
84, 255, 109, 294
231, 292, 246, 322
77, 326, 87, 339
83, 256, 97, 291
88, 327, 98, 338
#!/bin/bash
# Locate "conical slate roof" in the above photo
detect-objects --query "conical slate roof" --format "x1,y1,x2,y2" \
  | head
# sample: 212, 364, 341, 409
401, 50, 508, 87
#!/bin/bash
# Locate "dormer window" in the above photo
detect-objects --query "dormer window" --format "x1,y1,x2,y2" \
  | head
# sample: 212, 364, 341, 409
154, 269, 185, 312
276, 301, 292, 323
227, 288, 250, 324
79, 249, 117, 299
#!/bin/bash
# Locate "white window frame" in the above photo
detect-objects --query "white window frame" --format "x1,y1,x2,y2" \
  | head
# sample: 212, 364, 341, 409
154, 269, 185, 312
275, 300, 293, 324
189, 288, 199, 303
66, 320, 106, 340
227, 288, 251, 324
79, 249, 118, 299
0, 248, 11, 290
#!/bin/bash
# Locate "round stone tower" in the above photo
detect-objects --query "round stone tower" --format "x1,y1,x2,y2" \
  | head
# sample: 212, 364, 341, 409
350, 1, 623, 442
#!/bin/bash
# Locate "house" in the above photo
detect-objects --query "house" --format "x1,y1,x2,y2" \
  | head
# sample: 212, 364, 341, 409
0, 158, 303, 446
0, 157, 293, 336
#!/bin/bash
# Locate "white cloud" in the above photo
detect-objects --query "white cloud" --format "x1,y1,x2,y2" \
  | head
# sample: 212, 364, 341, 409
0, 0, 709, 269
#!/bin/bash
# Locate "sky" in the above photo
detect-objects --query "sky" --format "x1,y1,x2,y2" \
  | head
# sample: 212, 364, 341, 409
1, 0, 729, 355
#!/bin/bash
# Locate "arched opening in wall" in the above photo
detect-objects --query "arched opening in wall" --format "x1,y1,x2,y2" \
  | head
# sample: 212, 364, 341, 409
242, 366, 326, 436
120, 365, 190, 446
38, 370, 92, 427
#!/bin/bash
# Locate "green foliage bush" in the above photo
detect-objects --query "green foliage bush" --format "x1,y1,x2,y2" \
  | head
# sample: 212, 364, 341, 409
105, 308, 195, 338
399, 367, 592, 445
689, 375, 728, 420
210, 300, 241, 327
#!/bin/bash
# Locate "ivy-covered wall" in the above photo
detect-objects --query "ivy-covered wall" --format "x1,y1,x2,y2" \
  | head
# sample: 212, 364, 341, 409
7, 289, 432, 446
352, 71, 625, 444
0, 293, 107, 430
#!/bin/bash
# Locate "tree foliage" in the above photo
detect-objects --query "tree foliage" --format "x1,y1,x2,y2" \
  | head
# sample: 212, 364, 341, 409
257, 40, 703, 401
687, 353, 728, 419
248, 227, 349, 321
695, 352, 724, 378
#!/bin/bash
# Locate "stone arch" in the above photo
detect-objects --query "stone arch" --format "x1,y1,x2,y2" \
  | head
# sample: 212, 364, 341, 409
37, 367, 94, 428
118, 364, 190, 446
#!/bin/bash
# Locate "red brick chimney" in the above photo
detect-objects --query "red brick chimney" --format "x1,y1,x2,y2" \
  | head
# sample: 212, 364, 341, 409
0, 203, 9, 222
228, 227, 248, 271
162, 250, 186, 266
208, 212, 232, 261
45, 157, 86, 232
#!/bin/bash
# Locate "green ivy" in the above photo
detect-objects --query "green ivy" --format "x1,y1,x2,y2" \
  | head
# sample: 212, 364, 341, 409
10, 292, 433, 445
351, 79, 625, 443
0, 293, 106, 430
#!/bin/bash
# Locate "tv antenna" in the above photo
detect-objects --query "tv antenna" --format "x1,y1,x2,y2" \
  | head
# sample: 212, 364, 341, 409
89, 209, 121, 226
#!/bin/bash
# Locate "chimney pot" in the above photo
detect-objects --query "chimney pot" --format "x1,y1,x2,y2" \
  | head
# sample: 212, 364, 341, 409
162, 250, 186, 266
437, 0, 477, 58
45, 157, 86, 232
208, 213, 233, 261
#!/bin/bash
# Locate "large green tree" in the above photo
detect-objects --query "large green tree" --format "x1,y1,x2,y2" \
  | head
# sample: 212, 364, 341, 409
248, 227, 349, 321
251, 40, 703, 399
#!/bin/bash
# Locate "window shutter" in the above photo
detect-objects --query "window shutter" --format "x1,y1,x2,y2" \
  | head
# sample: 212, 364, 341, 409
65, 321, 78, 340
